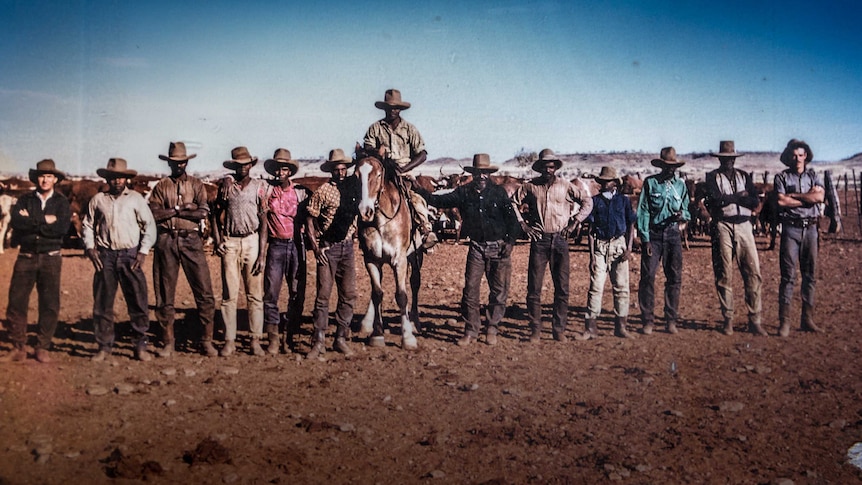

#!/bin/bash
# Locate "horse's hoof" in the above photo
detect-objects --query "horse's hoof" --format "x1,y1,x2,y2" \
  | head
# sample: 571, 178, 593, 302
402, 337, 418, 351
368, 336, 386, 347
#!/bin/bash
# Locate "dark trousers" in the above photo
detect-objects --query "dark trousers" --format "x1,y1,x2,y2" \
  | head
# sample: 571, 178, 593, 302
312, 239, 356, 334
527, 232, 570, 335
461, 241, 512, 337
639, 224, 683, 324
152, 232, 215, 341
263, 238, 306, 335
779, 225, 818, 307
6, 252, 62, 350
92, 247, 150, 351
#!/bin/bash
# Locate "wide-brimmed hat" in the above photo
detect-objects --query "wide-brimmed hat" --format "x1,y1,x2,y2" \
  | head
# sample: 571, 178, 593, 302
320, 148, 355, 173
710, 140, 745, 158
223, 146, 259, 170
651, 146, 686, 168
374, 89, 411, 110
264, 148, 300, 177
158, 141, 197, 162
29, 159, 66, 184
464, 153, 499, 174
596, 166, 621, 184
97, 158, 138, 179
531, 148, 563, 172
779, 139, 813, 166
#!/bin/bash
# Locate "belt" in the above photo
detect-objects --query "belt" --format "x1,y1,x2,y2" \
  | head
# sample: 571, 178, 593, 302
270, 237, 293, 243
228, 232, 254, 238
159, 228, 196, 238
783, 217, 819, 228
651, 221, 678, 231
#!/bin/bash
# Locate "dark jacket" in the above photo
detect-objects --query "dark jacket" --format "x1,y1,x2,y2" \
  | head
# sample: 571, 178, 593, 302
10, 190, 72, 253
428, 182, 519, 243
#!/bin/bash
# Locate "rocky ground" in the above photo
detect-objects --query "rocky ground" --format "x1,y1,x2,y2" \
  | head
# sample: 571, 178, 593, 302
1, 196, 862, 484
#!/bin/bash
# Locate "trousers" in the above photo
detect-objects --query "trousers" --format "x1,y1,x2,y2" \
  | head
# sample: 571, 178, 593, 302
710, 220, 762, 323
92, 247, 150, 350
312, 239, 356, 333
461, 240, 512, 337
526, 232, 570, 335
638, 224, 683, 324
6, 252, 62, 350
263, 238, 305, 335
779, 224, 818, 307
586, 236, 630, 319
219, 233, 264, 340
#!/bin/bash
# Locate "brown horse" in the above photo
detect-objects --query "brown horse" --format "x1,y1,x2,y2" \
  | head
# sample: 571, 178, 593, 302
355, 154, 422, 349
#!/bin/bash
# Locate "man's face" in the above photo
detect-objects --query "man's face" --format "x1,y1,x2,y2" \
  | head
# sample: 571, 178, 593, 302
539, 161, 558, 180
36, 173, 57, 193
107, 177, 127, 195
792, 147, 808, 173
474, 171, 490, 191
384, 107, 402, 124
169, 160, 187, 177
331, 163, 348, 183
277, 166, 293, 181
599, 179, 618, 192
718, 156, 736, 169
235, 162, 252, 179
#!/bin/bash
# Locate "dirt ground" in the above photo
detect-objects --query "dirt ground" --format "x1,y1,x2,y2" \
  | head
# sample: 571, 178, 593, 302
2, 196, 862, 484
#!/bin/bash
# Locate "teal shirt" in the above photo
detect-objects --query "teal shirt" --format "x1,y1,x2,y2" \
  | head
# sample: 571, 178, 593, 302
636, 174, 690, 242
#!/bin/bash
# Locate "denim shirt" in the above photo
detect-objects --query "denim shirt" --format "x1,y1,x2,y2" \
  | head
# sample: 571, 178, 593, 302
637, 174, 691, 242
588, 192, 636, 240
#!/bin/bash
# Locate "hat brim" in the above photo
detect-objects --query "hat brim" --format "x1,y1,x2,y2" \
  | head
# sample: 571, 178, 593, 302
596, 176, 621, 183
531, 159, 562, 172
320, 159, 355, 172
651, 158, 686, 168
464, 166, 499, 174
29, 169, 66, 184
264, 158, 300, 177
709, 152, 744, 158
96, 168, 137, 179
159, 153, 197, 161
374, 101, 411, 110
223, 158, 258, 170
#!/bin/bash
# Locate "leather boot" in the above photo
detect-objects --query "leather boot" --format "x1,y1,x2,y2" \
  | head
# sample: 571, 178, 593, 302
749, 321, 768, 337
1, 344, 27, 363
202, 340, 218, 358
801, 303, 822, 333
575, 318, 598, 341
157, 325, 175, 358
614, 316, 633, 339
250, 337, 265, 357
266, 332, 280, 355
306, 330, 326, 360
722, 318, 734, 336
666, 319, 679, 335
778, 303, 791, 337
528, 325, 542, 344
219, 340, 236, 357
642, 318, 654, 336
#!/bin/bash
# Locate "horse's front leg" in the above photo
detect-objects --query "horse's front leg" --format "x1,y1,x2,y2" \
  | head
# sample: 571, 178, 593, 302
362, 262, 386, 347
408, 251, 423, 333
394, 259, 418, 350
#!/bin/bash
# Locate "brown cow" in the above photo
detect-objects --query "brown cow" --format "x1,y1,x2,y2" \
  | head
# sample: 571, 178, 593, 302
55, 179, 106, 250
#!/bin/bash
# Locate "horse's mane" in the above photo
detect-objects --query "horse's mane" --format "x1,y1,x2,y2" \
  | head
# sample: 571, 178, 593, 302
354, 144, 400, 182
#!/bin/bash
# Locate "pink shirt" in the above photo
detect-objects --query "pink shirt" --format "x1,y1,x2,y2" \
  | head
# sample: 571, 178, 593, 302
266, 182, 304, 239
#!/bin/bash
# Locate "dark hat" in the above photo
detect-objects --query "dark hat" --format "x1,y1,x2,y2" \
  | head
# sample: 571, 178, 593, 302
264, 148, 300, 177
595, 166, 621, 184
651, 146, 686, 168
223, 146, 259, 170
29, 159, 66, 184
320, 148, 355, 173
97, 158, 138, 179
374, 89, 411, 110
463, 153, 499, 174
158, 141, 197, 162
779, 139, 813, 166
531, 148, 563, 172
710, 140, 745, 158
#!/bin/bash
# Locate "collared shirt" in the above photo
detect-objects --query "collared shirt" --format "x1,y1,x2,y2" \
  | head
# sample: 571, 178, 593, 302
266, 181, 308, 240
306, 177, 359, 243
636, 174, 691, 241
10, 190, 72, 254
774, 168, 822, 220
215, 177, 269, 236
82, 187, 157, 254
149, 173, 211, 232
704, 168, 759, 224
363, 119, 425, 169
589, 192, 636, 240
512, 176, 593, 233
428, 182, 520, 243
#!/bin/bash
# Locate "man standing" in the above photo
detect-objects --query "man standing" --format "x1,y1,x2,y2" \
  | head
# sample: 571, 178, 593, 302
83, 158, 157, 362
2, 159, 71, 363
704, 140, 767, 336
363, 88, 437, 249
636, 147, 690, 335
512, 149, 593, 343
775, 139, 824, 336
422, 154, 520, 346
305, 149, 360, 359
262, 148, 309, 354
149, 141, 218, 357
579, 166, 636, 340
212, 146, 269, 357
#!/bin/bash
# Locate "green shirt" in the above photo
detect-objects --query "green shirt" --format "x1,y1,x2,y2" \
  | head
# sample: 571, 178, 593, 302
636, 174, 690, 242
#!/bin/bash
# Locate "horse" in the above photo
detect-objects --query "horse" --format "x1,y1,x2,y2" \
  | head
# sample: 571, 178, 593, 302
354, 152, 423, 350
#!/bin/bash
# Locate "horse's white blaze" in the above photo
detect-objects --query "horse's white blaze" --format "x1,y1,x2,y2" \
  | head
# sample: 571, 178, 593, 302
357, 163, 375, 221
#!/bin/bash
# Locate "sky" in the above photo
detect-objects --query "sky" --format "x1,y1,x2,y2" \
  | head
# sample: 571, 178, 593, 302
0, 0, 860, 176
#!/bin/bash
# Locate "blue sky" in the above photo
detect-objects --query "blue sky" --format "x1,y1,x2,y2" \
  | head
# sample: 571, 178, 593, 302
0, 0, 860, 175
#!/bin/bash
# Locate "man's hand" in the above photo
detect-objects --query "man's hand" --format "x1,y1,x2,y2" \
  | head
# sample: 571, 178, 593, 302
644, 243, 653, 257
561, 221, 581, 239
520, 221, 541, 241
180, 202, 198, 211
252, 255, 264, 276
45, 214, 57, 224
314, 246, 330, 266
500, 241, 514, 259
86, 248, 103, 272
131, 252, 146, 271
18, 209, 29, 217
214, 241, 228, 257
621, 247, 632, 262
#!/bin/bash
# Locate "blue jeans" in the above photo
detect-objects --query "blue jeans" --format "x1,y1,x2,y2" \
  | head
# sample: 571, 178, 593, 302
638, 224, 683, 324
779, 224, 818, 307
527, 233, 570, 336
6, 252, 62, 350
461, 241, 512, 337
92, 247, 150, 351
263, 238, 306, 335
